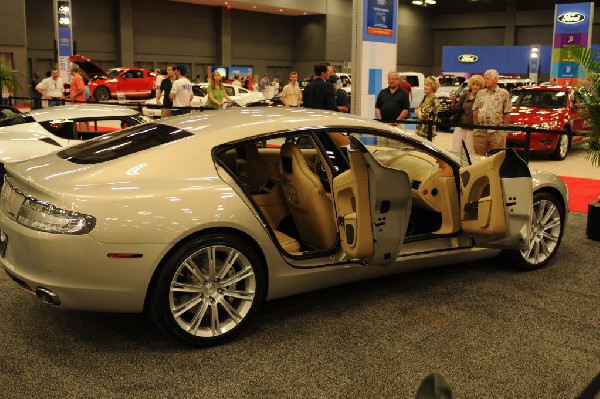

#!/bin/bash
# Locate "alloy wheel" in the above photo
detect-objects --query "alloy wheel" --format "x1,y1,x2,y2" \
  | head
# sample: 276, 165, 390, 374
520, 198, 562, 266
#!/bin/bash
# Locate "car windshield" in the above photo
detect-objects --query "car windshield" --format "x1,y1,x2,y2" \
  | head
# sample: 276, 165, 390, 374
58, 123, 193, 164
511, 90, 567, 108
0, 113, 35, 127
106, 69, 122, 79
192, 86, 207, 97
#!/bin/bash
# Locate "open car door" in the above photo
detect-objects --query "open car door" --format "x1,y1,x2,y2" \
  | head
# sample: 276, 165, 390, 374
459, 149, 532, 249
332, 139, 412, 266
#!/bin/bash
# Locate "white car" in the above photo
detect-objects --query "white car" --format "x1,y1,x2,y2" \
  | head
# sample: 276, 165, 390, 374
0, 104, 150, 177
0, 108, 567, 347
143, 83, 265, 117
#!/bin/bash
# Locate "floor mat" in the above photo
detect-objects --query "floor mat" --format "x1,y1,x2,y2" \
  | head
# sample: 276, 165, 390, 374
559, 176, 600, 213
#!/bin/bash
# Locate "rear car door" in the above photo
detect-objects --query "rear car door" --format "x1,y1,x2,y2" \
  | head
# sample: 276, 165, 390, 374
459, 149, 532, 249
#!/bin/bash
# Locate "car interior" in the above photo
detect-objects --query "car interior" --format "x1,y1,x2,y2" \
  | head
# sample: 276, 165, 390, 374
216, 130, 507, 258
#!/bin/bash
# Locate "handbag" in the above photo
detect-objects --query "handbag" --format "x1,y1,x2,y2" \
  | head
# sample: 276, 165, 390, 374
450, 92, 467, 123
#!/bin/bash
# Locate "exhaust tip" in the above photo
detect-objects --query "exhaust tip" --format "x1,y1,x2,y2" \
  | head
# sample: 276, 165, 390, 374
35, 287, 61, 306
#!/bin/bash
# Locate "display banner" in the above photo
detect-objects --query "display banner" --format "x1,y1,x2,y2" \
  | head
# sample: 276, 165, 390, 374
54, 0, 73, 84
352, 0, 398, 121
551, 2, 594, 85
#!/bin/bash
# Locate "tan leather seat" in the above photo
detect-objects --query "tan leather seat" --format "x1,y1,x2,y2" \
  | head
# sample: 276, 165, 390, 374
279, 142, 337, 250
236, 144, 271, 192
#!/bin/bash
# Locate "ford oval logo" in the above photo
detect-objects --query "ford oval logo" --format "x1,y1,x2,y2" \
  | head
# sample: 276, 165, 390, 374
458, 54, 478, 63
557, 12, 586, 24
377, 0, 387, 5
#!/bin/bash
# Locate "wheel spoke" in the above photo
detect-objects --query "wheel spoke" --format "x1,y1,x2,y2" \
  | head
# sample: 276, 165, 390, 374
224, 288, 255, 301
171, 282, 204, 293
218, 297, 242, 324
216, 249, 240, 280
539, 202, 556, 225
542, 218, 561, 231
538, 237, 551, 257
172, 294, 204, 318
183, 258, 207, 284
210, 302, 220, 335
188, 301, 210, 335
221, 266, 254, 287
206, 247, 217, 279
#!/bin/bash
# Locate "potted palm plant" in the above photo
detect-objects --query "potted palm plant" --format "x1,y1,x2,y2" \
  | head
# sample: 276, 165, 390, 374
571, 46, 600, 240
0, 59, 24, 105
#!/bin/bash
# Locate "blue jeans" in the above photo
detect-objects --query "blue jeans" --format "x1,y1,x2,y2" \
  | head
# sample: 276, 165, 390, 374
49, 99, 62, 107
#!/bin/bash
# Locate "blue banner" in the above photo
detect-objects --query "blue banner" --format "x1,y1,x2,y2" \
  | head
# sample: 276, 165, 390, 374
363, 0, 397, 43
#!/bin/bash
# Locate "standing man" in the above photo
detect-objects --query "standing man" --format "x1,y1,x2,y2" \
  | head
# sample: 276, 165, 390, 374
31, 72, 42, 109
472, 69, 511, 155
169, 65, 193, 115
328, 75, 349, 113
154, 68, 164, 93
375, 71, 410, 124
302, 62, 337, 111
280, 71, 302, 107
36, 68, 64, 107
399, 75, 412, 102
156, 64, 175, 118
69, 64, 86, 104
259, 74, 270, 90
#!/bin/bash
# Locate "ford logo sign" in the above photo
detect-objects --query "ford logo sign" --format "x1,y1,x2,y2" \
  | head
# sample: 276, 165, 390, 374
377, 0, 387, 5
557, 12, 586, 24
458, 54, 478, 63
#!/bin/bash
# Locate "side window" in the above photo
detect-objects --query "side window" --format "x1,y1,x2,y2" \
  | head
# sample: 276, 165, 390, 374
40, 120, 75, 139
239, 88, 248, 94
75, 118, 128, 140
225, 87, 235, 96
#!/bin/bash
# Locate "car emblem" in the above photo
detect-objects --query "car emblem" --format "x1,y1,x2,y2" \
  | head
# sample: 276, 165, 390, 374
377, 0, 387, 5
557, 12, 586, 24
458, 54, 478, 63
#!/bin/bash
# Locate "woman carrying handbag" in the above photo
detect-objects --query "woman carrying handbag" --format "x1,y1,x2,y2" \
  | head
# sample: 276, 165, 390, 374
450, 74, 484, 154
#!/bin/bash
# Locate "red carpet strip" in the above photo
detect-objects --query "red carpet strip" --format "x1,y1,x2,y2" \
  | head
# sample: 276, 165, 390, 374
559, 176, 600, 213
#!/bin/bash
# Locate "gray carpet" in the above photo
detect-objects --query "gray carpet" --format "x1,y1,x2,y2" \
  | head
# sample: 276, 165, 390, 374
0, 213, 598, 398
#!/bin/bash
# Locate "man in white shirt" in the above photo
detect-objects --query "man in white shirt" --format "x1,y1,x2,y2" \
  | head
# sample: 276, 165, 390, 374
232, 75, 242, 87
36, 68, 64, 106
280, 71, 302, 107
169, 65, 193, 115
154, 69, 164, 92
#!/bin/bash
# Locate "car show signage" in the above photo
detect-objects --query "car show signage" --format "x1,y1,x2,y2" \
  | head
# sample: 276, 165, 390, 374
54, 0, 73, 84
364, 0, 397, 43
551, 2, 594, 85
458, 54, 478, 63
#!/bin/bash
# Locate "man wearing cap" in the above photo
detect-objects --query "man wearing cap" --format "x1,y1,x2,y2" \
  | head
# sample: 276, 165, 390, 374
280, 71, 302, 107
328, 74, 349, 113
302, 62, 337, 111
169, 65, 193, 115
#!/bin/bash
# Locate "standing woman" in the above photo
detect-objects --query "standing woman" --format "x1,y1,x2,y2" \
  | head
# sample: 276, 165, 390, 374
415, 76, 441, 140
450, 74, 484, 154
205, 71, 233, 109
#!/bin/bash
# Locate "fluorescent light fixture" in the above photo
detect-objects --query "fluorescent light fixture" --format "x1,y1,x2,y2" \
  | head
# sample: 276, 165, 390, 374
425, 0, 436, 4
412, 0, 423, 4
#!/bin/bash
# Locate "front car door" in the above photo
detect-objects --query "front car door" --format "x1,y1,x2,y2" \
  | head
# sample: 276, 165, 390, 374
459, 149, 532, 249
331, 136, 412, 266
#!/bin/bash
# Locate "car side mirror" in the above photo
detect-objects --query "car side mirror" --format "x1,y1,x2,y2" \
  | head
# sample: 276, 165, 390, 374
121, 75, 127, 79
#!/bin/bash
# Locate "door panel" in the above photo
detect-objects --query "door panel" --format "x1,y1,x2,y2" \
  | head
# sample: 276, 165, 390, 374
460, 149, 532, 249
332, 140, 412, 266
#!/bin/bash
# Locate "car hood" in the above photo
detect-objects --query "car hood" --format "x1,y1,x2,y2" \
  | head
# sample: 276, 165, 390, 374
69, 55, 107, 79
510, 106, 564, 125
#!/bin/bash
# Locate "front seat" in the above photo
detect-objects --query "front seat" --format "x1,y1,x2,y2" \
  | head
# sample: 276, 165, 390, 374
279, 142, 337, 250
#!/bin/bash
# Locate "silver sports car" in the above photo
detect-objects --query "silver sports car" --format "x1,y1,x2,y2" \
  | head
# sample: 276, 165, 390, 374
0, 108, 567, 346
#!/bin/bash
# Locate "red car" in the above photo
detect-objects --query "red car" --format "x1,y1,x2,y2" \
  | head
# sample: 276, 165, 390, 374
507, 84, 589, 160
69, 55, 157, 102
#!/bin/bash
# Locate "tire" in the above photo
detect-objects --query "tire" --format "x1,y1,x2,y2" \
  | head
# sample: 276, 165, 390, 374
502, 192, 565, 270
94, 86, 111, 102
147, 233, 266, 346
551, 132, 569, 160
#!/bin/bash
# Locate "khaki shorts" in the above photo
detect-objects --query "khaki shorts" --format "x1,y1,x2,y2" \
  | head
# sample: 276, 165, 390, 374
473, 130, 506, 156
161, 109, 172, 118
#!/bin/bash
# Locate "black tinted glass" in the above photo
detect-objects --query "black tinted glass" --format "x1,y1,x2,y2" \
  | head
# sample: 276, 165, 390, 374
0, 114, 35, 126
58, 123, 193, 164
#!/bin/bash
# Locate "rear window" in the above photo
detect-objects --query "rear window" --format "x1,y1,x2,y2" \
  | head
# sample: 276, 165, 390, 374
58, 123, 193, 164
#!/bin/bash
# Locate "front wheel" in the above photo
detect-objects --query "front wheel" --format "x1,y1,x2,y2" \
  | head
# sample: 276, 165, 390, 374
147, 233, 266, 346
502, 192, 565, 270
551, 132, 569, 160
94, 86, 111, 102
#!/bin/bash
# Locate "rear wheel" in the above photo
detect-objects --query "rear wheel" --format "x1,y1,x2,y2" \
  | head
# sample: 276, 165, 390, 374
147, 233, 265, 346
551, 131, 569, 160
94, 86, 111, 102
502, 192, 565, 270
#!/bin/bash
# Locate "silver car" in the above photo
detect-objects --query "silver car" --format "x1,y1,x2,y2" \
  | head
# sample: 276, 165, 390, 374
0, 108, 567, 346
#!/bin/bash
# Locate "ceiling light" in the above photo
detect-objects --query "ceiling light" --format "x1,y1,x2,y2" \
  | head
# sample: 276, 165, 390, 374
279, 9, 283, 12
412, 0, 423, 4
425, 0, 436, 4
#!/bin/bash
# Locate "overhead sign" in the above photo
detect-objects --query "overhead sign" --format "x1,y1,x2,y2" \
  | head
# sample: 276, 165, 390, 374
551, 2, 594, 85
458, 54, 478, 63
54, 0, 73, 84
362, 0, 397, 43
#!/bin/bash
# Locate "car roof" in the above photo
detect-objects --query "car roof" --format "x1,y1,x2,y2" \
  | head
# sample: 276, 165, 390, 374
158, 107, 435, 148
512, 84, 570, 91
26, 105, 140, 122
